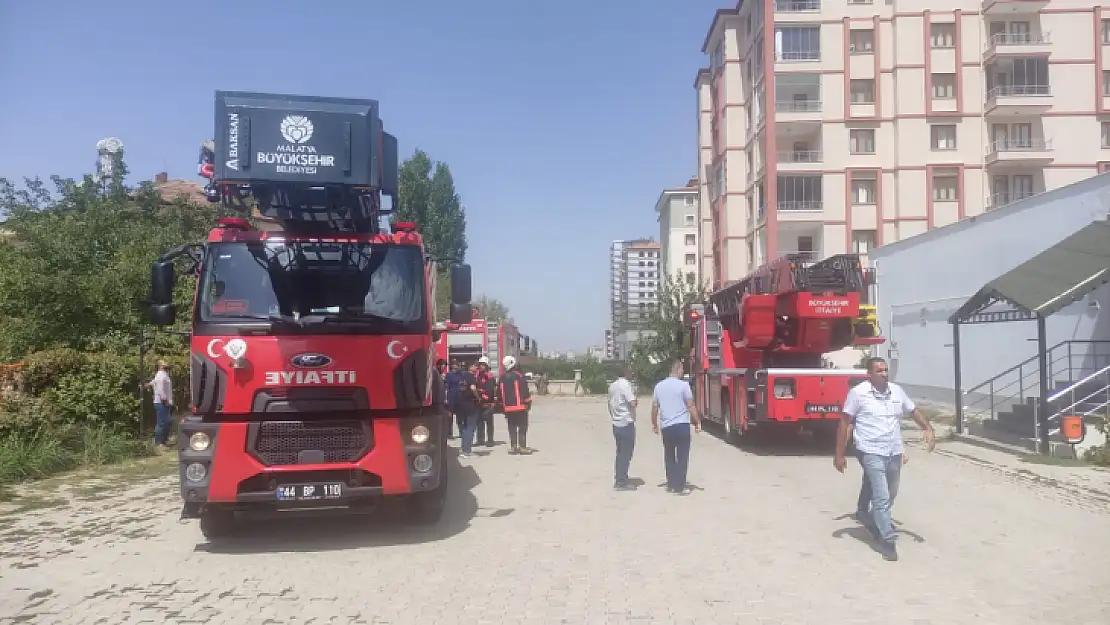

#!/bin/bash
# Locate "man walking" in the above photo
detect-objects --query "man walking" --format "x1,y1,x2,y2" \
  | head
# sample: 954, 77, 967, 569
651, 359, 701, 495
608, 363, 638, 490
835, 356, 935, 561
475, 357, 497, 447
145, 360, 174, 449
499, 356, 533, 455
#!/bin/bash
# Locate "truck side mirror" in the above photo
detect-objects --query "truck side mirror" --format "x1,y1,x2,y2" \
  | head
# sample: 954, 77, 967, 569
149, 261, 177, 327
450, 303, 473, 326
450, 262, 472, 305
151, 261, 175, 305
149, 304, 177, 327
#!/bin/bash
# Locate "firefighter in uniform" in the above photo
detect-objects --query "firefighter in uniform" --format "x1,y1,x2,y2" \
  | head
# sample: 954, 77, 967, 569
475, 356, 497, 447
498, 356, 533, 455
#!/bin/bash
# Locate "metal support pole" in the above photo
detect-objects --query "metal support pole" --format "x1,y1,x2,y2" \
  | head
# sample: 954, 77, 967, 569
1037, 315, 1050, 455
953, 321, 964, 434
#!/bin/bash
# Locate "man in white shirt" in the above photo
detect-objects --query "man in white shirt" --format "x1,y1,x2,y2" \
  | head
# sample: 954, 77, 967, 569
608, 363, 638, 490
835, 356, 935, 561
146, 360, 174, 448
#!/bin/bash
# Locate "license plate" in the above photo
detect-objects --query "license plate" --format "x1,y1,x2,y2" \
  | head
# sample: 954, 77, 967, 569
276, 483, 343, 501
805, 403, 840, 414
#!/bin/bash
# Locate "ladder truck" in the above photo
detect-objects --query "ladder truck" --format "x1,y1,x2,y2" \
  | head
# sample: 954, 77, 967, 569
684, 254, 884, 443
148, 90, 473, 538
434, 318, 531, 377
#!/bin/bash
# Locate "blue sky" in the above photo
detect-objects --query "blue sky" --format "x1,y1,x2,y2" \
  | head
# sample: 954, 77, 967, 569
0, 0, 723, 352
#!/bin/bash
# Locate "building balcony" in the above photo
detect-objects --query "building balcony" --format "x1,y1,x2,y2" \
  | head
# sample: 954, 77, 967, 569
984, 32, 1052, 61
985, 84, 1052, 115
775, 0, 820, 12
776, 150, 823, 172
983, 0, 1049, 15
777, 200, 823, 213
987, 192, 1036, 210
985, 139, 1054, 166
774, 99, 823, 125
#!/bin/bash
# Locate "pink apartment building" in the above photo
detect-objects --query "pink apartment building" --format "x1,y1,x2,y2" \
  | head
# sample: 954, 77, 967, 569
696, 0, 1110, 289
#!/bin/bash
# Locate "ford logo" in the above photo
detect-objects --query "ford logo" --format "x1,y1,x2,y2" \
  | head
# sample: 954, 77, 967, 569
291, 353, 332, 368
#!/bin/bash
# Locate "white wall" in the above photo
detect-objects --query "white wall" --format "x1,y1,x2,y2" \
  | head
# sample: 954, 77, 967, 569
871, 174, 1110, 402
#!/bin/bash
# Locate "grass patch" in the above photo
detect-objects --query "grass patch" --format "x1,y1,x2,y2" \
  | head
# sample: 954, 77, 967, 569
1018, 453, 1090, 467
0, 425, 153, 490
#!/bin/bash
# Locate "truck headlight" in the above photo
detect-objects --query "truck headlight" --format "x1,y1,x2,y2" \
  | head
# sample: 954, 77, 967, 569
412, 454, 433, 473
410, 425, 430, 444
189, 432, 211, 452
185, 462, 208, 482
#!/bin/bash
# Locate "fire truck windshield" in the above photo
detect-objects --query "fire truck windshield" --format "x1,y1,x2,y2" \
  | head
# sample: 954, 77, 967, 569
198, 241, 426, 332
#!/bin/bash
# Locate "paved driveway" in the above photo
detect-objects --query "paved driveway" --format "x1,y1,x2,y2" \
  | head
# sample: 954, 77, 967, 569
2, 396, 1108, 624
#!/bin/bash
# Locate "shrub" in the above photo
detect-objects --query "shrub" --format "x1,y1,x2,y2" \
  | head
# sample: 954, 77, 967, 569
21, 348, 87, 394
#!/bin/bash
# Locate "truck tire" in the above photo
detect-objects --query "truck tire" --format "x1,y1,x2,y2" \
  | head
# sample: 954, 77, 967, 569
407, 461, 449, 525
199, 506, 237, 540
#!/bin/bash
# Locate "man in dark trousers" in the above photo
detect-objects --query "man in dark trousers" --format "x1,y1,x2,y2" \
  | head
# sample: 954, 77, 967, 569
475, 356, 497, 447
651, 359, 701, 495
455, 362, 482, 459
498, 356, 533, 455
444, 361, 464, 439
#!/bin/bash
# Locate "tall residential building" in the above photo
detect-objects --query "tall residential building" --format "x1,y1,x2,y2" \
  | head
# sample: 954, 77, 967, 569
656, 179, 702, 287
608, 238, 662, 360
696, 0, 1110, 289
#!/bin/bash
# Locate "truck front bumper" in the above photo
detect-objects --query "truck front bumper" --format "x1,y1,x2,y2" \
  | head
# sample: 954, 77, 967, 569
177, 412, 446, 510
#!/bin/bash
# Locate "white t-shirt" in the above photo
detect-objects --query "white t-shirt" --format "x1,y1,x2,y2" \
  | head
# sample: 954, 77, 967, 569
152, 370, 173, 406
608, 377, 637, 427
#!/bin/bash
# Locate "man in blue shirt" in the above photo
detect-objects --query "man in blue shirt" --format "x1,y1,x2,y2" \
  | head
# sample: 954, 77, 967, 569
835, 356, 935, 561
651, 359, 701, 495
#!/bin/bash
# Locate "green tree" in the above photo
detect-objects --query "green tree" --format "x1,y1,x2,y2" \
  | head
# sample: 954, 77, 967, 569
473, 295, 511, 323
393, 149, 468, 319
0, 164, 225, 361
628, 274, 709, 387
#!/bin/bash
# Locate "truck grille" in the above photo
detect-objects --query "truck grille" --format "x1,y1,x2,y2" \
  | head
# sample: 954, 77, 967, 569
251, 421, 369, 466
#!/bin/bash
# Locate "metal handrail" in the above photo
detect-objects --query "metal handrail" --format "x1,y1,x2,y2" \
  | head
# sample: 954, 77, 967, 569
1047, 362, 1110, 403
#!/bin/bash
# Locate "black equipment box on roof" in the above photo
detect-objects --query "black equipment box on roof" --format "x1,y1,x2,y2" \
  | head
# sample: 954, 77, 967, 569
213, 91, 384, 188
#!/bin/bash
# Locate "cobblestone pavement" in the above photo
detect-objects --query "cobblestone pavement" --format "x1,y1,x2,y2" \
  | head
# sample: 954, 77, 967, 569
1, 396, 1108, 624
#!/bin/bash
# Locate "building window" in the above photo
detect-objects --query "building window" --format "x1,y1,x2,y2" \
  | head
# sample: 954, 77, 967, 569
849, 30, 874, 55
849, 129, 876, 154
684, 214, 695, 226
851, 176, 877, 205
849, 79, 875, 104
1102, 19, 1110, 44
684, 195, 696, 207
775, 26, 821, 61
932, 168, 959, 201
931, 125, 957, 150
797, 236, 814, 253
1104, 71, 1110, 96
931, 74, 956, 99
852, 230, 877, 254
1103, 122, 1110, 148
684, 234, 696, 246
930, 23, 955, 48
684, 254, 696, 266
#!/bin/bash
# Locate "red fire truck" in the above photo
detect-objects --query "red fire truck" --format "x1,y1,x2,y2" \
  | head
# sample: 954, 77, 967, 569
684, 254, 883, 443
434, 318, 533, 377
148, 90, 472, 538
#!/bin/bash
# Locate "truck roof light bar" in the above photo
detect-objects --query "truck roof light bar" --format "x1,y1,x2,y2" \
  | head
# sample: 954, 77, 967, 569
215, 217, 252, 230
393, 221, 418, 232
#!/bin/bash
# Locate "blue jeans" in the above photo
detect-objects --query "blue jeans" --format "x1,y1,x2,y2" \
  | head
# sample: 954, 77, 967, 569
612, 423, 636, 484
458, 405, 480, 454
857, 452, 902, 545
660, 423, 691, 491
153, 402, 173, 446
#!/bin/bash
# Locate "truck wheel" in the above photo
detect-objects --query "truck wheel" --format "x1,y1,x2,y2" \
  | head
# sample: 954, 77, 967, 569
199, 506, 237, 540
407, 464, 449, 525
